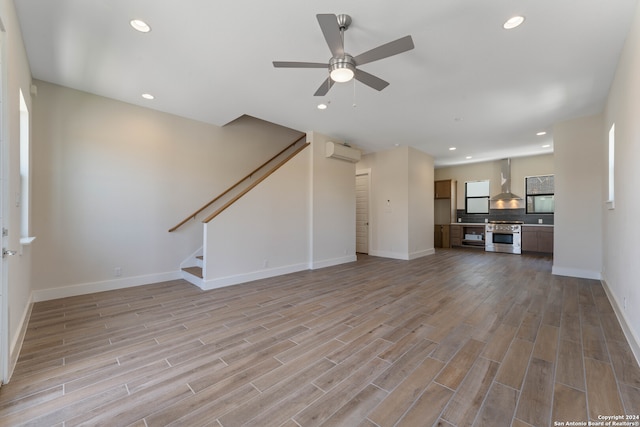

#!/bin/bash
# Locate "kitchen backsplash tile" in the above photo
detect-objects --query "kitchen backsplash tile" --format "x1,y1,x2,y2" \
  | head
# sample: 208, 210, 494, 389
455, 208, 554, 225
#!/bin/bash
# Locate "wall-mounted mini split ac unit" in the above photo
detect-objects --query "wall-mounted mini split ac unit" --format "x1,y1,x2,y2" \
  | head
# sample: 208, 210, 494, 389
325, 141, 361, 163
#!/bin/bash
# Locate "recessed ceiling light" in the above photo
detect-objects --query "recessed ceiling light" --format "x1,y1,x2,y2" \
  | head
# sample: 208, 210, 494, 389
503, 16, 525, 30
466, 156, 473, 159
317, 103, 327, 110
141, 93, 154, 100
542, 144, 551, 148
536, 131, 547, 136
130, 19, 151, 33
449, 147, 457, 151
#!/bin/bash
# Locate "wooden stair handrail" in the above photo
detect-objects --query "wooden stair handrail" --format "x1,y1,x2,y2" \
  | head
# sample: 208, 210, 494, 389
203, 142, 310, 224
169, 134, 306, 232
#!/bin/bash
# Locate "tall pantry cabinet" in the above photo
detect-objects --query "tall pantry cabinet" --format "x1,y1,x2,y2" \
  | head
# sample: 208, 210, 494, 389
434, 179, 457, 248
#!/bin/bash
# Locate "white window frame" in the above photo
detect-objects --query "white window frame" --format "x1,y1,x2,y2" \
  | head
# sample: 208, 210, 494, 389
606, 123, 615, 210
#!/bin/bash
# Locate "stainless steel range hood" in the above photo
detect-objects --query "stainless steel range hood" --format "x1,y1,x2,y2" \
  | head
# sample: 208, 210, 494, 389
491, 158, 522, 201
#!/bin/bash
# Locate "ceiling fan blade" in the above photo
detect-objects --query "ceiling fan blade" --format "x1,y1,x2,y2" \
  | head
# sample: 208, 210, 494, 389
355, 69, 389, 91
317, 14, 344, 57
314, 77, 335, 96
354, 35, 414, 66
273, 61, 328, 68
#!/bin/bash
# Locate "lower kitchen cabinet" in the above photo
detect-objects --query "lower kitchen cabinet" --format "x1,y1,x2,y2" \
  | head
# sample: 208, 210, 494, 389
450, 225, 462, 247
434, 224, 450, 248
450, 224, 485, 248
522, 226, 554, 254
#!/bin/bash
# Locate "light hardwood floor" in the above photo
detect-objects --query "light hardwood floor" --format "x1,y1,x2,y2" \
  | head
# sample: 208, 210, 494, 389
1, 250, 639, 426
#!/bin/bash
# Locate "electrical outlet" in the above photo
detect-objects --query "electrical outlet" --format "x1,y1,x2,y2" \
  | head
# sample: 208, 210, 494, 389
263, 259, 269, 268
114, 267, 122, 277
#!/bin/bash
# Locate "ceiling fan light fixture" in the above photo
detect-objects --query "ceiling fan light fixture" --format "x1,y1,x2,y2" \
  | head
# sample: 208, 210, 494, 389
329, 56, 356, 83
330, 67, 354, 83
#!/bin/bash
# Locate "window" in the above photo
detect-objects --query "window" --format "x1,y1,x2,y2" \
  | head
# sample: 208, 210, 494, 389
607, 123, 615, 209
465, 180, 490, 214
525, 175, 554, 214
19, 89, 32, 240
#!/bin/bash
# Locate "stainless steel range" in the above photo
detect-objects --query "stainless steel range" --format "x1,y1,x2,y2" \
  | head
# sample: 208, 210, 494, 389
485, 221, 523, 254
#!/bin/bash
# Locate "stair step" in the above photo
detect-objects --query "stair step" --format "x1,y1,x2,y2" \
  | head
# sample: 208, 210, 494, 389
196, 256, 203, 261
182, 266, 203, 279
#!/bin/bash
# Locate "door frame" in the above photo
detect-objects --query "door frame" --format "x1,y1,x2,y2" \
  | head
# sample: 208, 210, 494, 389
355, 168, 371, 255
0, 19, 8, 384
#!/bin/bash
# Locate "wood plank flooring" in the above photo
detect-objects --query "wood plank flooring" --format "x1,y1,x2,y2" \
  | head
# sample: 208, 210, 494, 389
1, 250, 639, 426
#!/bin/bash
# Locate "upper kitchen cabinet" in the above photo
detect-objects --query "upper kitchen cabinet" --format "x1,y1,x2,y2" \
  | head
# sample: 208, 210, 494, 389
435, 179, 453, 199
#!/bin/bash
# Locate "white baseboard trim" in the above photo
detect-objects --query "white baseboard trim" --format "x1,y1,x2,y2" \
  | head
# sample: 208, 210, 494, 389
601, 279, 640, 367
551, 265, 602, 280
6, 292, 34, 383
199, 262, 309, 291
310, 255, 357, 270
368, 250, 409, 260
32, 271, 183, 302
408, 248, 435, 260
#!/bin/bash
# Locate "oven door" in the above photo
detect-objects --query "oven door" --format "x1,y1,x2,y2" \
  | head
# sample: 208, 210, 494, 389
486, 231, 521, 254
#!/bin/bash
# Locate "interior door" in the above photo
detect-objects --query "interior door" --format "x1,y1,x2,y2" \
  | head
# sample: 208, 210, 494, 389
0, 26, 5, 385
356, 171, 370, 254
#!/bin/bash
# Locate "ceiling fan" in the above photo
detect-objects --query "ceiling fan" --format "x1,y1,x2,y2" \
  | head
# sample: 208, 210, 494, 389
273, 14, 415, 96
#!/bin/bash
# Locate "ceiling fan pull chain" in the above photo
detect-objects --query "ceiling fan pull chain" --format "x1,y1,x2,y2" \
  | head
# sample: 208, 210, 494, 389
353, 78, 357, 108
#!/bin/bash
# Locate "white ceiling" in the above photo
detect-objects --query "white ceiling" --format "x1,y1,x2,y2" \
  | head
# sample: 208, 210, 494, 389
14, 0, 638, 166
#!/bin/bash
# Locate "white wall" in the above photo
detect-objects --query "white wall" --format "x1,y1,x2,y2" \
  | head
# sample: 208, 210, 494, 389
358, 147, 409, 259
357, 145, 435, 260
308, 132, 357, 268
31, 81, 303, 298
408, 147, 435, 259
0, 0, 35, 380
552, 114, 604, 280
602, 1, 640, 360
203, 147, 311, 288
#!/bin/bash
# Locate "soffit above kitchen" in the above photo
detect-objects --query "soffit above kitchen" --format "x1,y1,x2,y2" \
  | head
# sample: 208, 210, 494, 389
13, 0, 639, 166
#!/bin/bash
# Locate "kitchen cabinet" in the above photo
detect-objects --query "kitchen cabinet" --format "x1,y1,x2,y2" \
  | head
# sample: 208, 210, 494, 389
435, 179, 453, 199
450, 224, 484, 248
435, 224, 451, 248
434, 180, 457, 248
462, 225, 485, 248
451, 225, 462, 247
522, 226, 554, 254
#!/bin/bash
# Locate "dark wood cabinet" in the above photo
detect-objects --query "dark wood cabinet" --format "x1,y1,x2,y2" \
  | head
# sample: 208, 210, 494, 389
435, 180, 452, 199
435, 224, 451, 248
450, 224, 484, 248
522, 226, 554, 254
522, 229, 538, 252
450, 225, 462, 247
537, 228, 554, 253
462, 225, 485, 248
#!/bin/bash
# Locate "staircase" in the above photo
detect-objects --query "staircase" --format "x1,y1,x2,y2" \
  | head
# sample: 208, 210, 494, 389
182, 256, 203, 279
172, 135, 310, 288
